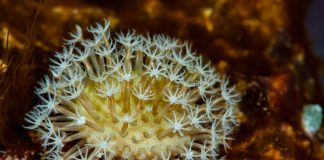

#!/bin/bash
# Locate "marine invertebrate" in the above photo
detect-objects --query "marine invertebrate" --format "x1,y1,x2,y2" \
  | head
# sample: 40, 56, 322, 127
302, 104, 323, 135
24, 20, 240, 159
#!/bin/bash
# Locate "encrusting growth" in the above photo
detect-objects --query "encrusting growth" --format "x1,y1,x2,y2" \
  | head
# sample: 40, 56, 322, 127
24, 20, 240, 160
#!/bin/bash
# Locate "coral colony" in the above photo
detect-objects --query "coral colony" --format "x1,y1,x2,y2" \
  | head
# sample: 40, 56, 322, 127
24, 20, 240, 160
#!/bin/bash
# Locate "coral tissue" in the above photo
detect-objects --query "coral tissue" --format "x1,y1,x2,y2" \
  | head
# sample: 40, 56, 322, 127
24, 20, 240, 160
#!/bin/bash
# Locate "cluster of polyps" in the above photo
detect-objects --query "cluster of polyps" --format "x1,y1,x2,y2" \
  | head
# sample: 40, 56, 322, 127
24, 20, 240, 160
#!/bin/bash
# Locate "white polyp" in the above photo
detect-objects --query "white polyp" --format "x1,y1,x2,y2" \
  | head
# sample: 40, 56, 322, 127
24, 19, 240, 160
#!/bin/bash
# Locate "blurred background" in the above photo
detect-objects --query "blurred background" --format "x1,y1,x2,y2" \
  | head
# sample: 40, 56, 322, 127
306, 0, 324, 86
0, 0, 323, 159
